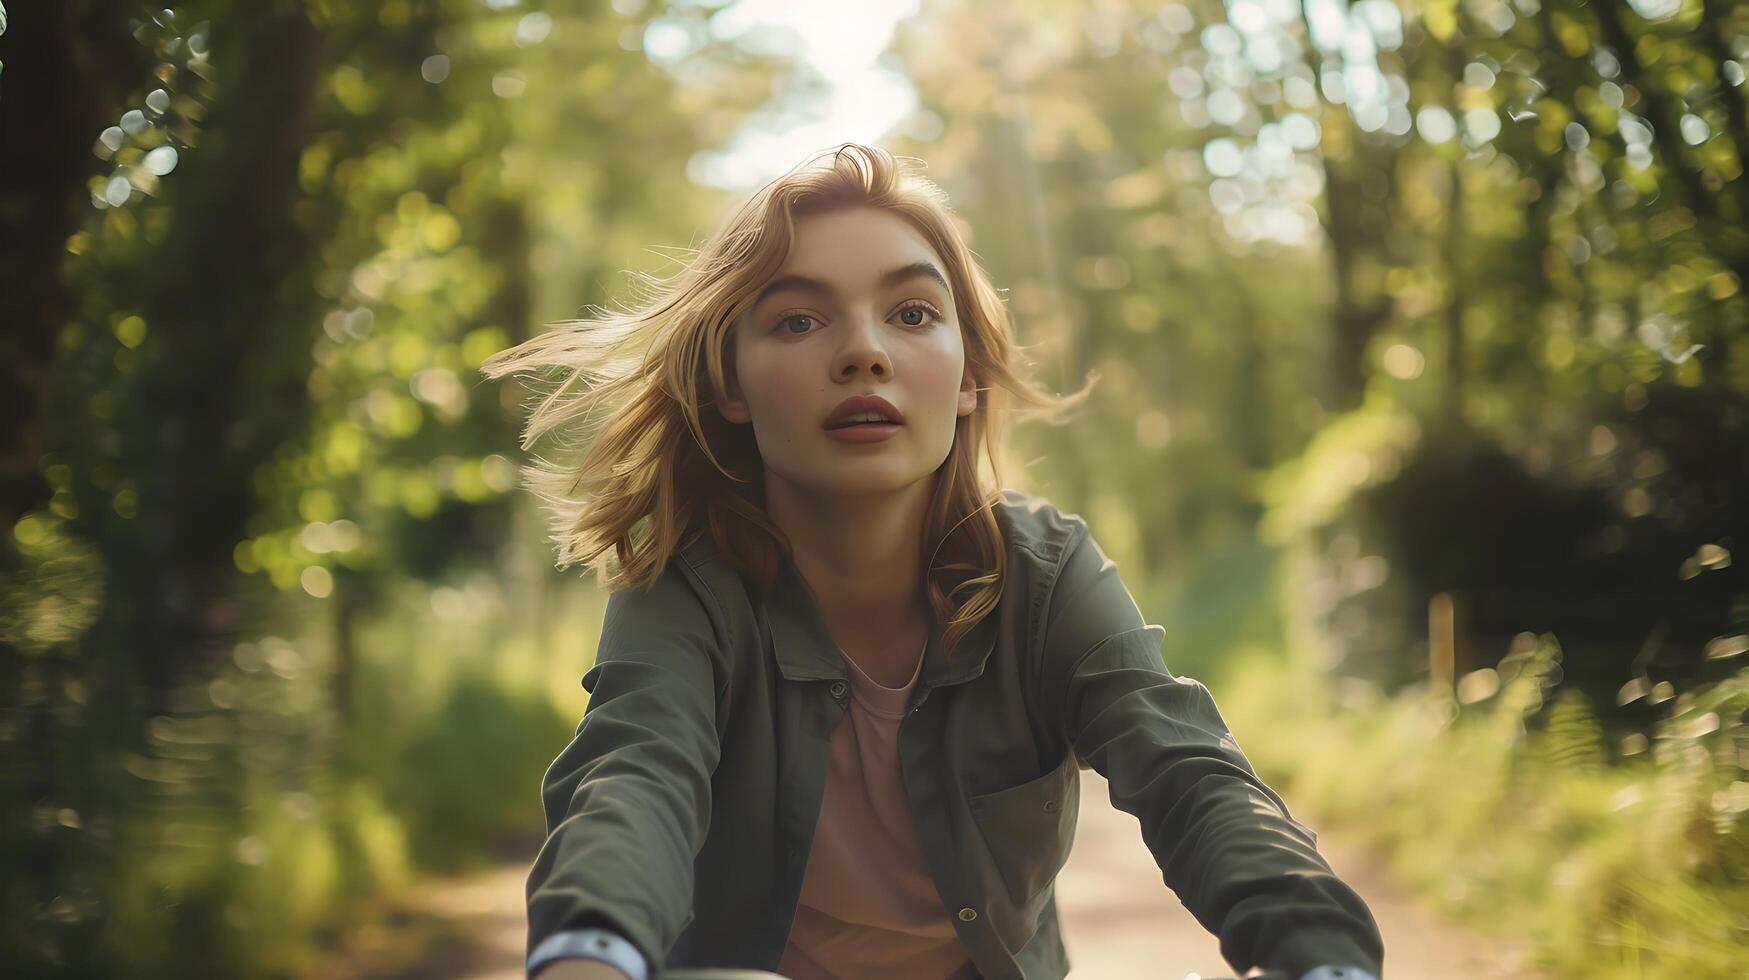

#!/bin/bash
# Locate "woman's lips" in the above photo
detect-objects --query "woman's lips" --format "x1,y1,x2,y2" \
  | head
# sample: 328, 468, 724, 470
823, 421, 902, 444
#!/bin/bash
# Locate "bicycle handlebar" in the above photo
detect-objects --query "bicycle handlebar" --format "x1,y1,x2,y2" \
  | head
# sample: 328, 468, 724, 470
659, 971, 792, 979
655, 970, 1281, 979
653, 974, 1257, 979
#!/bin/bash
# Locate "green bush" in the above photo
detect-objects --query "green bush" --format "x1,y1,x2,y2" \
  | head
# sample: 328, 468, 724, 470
1219, 636, 1749, 979
384, 668, 572, 873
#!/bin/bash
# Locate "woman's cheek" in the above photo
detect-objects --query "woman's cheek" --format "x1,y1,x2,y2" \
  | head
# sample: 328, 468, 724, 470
741, 354, 808, 419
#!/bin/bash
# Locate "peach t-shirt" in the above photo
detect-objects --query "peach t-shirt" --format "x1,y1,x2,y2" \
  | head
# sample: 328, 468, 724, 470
777, 640, 982, 980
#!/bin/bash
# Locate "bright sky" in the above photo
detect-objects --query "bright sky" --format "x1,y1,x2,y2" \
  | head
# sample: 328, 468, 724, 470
645, 0, 925, 191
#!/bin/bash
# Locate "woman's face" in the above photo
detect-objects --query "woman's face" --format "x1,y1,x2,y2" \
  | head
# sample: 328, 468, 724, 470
719, 205, 978, 499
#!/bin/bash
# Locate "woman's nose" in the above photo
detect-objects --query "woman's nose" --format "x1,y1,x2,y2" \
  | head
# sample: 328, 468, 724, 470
836, 350, 889, 379
833, 314, 892, 378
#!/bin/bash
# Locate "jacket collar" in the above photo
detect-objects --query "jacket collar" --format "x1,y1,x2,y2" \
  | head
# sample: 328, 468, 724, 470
760, 532, 1001, 691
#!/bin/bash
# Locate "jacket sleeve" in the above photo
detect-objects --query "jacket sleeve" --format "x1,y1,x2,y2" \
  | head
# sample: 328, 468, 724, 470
525, 557, 728, 976
1039, 518, 1384, 980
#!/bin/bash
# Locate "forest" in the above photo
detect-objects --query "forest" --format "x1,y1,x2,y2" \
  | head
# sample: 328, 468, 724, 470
1, 0, 1745, 977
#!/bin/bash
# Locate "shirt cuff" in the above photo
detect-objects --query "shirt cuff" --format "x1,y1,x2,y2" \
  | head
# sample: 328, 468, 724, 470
527, 927, 652, 980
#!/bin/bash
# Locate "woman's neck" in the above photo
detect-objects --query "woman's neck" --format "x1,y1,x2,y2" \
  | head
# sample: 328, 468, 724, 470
763, 470, 935, 659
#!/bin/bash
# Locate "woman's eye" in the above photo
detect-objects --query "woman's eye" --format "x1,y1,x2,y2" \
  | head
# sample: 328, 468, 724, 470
776, 303, 939, 334
896, 303, 940, 327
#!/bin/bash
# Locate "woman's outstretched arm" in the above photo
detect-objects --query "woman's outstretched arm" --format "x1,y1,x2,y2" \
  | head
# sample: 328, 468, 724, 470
1040, 516, 1384, 980
526, 558, 729, 980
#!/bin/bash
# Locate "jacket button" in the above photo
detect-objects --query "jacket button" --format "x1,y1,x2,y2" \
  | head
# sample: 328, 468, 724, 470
957, 907, 977, 921
829, 681, 848, 699
1043, 799, 1058, 813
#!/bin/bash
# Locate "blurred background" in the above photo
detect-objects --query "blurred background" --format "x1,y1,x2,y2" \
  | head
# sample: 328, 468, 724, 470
2, 0, 1747, 977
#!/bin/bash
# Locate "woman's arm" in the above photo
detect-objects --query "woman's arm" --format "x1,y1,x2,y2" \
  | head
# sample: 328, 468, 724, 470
525, 558, 728, 980
1038, 516, 1384, 980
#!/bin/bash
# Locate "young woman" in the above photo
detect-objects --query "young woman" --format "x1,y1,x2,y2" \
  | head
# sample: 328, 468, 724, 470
484, 144, 1384, 980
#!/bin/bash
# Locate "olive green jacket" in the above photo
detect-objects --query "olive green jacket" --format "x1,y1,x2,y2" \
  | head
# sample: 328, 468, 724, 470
526, 490, 1384, 979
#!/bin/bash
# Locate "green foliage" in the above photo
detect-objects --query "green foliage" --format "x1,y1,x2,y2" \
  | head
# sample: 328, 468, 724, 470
4, 0, 774, 971
85, 761, 410, 978
28, 573, 595, 978
1255, 390, 1423, 547
1220, 636, 1749, 979
1152, 530, 1286, 682
384, 669, 574, 873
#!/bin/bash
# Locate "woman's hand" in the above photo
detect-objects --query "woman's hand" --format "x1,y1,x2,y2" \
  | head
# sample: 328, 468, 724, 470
531, 960, 634, 980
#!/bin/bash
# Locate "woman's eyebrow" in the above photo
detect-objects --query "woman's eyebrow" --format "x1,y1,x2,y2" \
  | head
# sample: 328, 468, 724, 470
752, 260, 951, 308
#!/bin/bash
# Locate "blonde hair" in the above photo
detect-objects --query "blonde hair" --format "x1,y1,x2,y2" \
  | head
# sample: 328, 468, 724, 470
480, 143, 1097, 657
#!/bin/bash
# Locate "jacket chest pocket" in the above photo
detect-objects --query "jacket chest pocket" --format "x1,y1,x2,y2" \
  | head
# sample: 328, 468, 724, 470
967, 752, 1080, 909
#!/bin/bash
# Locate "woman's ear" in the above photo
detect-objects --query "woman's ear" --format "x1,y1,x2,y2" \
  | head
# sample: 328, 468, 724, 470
717, 386, 751, 425
715, 326, 752, 424
957, 367, 978, 418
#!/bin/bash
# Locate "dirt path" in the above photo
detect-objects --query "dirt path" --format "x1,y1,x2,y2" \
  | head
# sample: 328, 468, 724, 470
1052, 772, 1543, 979
333, 772, 1543, 979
